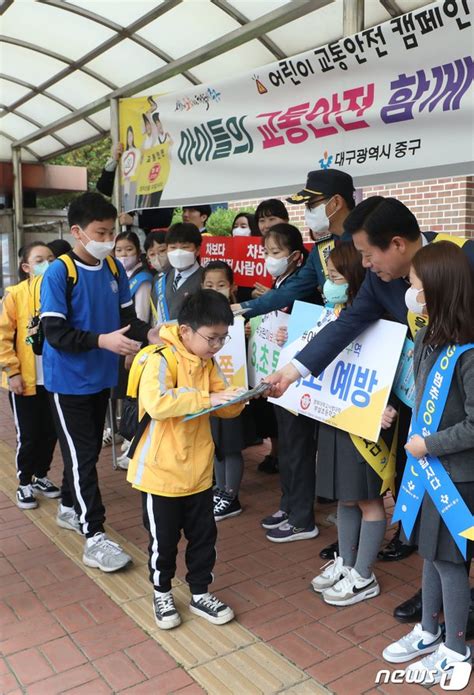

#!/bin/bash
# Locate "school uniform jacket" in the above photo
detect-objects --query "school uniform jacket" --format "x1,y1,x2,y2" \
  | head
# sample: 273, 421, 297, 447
414, 327, 474, 484
164, 267, 204, 320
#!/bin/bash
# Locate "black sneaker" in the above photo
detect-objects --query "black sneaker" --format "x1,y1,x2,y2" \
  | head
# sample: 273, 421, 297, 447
16, 484, 38, 510
153, 591, 181, 630
214, 492, 242, 521
257, 455, 279, 474
213, 488, 223, 505
261, 510, 288, 529
190, 593, 234, 625
31, 476, 61, 499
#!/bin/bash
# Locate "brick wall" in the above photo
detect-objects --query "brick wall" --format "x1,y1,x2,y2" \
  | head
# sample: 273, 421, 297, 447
228, 175, 474, 239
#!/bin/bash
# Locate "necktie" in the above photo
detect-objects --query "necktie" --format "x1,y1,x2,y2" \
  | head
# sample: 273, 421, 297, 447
173, 272, 182, 292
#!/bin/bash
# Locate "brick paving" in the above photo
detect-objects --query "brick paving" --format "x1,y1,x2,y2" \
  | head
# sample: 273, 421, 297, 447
0, 389, 472, 693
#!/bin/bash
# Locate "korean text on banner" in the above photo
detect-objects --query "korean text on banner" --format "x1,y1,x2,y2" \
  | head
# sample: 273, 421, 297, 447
119, 1, 473, 209
200, 237, 273, 288
272, 302, 407, 442
247, 311, 290, 388
215, 316, 248, 390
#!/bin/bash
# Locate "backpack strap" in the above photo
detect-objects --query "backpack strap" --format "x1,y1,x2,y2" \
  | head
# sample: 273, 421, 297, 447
127, 344, 178, 459
105, 255, 120, 279
57, 253, 78, 315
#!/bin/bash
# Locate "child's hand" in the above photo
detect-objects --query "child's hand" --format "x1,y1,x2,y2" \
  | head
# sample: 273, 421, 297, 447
381, 405, 397, 430
98, 325, 141, 356
275, 326, 288, 347
244, 321, 251, 338
210, 388, 244, 407
8, 374, 25, 395
405, 434, 428, 459
252, 283, 270, 298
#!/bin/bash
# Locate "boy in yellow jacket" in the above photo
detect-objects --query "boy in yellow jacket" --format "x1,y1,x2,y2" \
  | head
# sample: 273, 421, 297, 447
128, 290, 245, 629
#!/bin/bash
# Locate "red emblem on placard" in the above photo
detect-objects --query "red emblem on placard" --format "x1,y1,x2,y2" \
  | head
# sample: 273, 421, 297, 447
148, 164, 161, 182
300, 393, 311, 411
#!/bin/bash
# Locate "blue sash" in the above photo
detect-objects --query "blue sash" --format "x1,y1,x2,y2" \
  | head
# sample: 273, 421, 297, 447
153, 272, 170, 325
393, 343, 474, 558
129, 270, 153, 298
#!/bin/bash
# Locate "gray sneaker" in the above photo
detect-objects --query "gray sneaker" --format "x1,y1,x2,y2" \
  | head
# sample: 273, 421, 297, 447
56, 505, 82, 534
82, 533, 132, 572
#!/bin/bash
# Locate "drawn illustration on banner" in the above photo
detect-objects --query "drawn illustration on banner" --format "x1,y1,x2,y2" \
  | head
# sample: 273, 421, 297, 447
271, 302, 407, 442
247, 311, 290, 388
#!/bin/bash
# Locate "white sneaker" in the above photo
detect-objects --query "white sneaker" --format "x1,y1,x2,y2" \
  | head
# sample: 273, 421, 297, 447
153, 591, 181, 630
121, 439, 131, 453
102, 428, 123, 448
326, 512, 338, 526
383, 623, 443, 663
56, 504, 82, 534
322, 567, 380, 606
405, 643, 471, 685
116, 453, 130, 470
82, 533, 132, 572
311, 555, 348, 593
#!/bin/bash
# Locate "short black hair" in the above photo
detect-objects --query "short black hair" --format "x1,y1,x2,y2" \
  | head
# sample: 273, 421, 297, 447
344, 196, 421, 250
183, 205, 212, 220
178, 289, 234, 330
144, 230, 167, 251
202, 260, 234, 284
48, 238, 72, 258
166, 222, 202, 247
68, 192, 117, 228
255, 199, 289, 222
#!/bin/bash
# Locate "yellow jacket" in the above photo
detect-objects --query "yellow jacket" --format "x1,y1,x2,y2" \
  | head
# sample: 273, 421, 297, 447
127, 323, 244, 497
0, 278, 41, 396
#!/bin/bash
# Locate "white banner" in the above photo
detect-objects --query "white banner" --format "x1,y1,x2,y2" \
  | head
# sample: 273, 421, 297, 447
247, 311, 290, 388
215, 316, 248, 390
119, 0, 473, 209
271, 302, 407, 442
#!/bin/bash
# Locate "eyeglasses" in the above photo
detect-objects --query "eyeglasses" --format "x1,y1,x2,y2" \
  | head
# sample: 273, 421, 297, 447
194, 330, 231, 348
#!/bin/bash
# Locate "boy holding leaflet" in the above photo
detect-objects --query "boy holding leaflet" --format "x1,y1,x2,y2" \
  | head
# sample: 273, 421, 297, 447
127, 290, 245, 629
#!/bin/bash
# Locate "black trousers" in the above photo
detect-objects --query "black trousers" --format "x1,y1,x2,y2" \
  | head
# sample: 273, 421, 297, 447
48, 389, 109, 538
274, 405, 318, 528
142, 488, 217, 594
9, 387, 57, 486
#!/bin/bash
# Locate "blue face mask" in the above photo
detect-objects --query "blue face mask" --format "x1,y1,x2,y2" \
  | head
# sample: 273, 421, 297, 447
323, 279, 349, 306
32, 260, 50, 277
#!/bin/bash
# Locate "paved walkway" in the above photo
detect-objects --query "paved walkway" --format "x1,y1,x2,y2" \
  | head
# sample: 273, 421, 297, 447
0, 391, 471, 694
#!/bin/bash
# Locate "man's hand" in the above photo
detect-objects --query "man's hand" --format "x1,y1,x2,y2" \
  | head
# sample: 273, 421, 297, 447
275, 326, 288, 347
405, 434, 428, 459
210, 387, 244, 407
263, 362, 300, 398
252, 282, 270, 298
98, 325, 141, 356
8, 374, 25, 395
147, 327, 164, 345
381, 405, 398, 430
112, 142, 124, 161
119, 212, 134, 227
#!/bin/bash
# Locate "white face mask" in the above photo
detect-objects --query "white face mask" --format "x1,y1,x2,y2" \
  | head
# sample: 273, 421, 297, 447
117, 255, 137, 271
217, 287, 231, 299
265, 255, 289, 278
305, 199, 334, 238
232, 227, 251, 237
80, 229, 115, 261
167, 249, 196, 270
405, 286, 426, 315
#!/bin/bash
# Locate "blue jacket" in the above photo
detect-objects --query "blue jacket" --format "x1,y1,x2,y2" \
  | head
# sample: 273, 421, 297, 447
241, 232, 352, 318
295, 233, 474, 376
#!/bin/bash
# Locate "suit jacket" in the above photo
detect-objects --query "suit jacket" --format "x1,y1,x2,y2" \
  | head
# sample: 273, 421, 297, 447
165, 267, 204, 320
